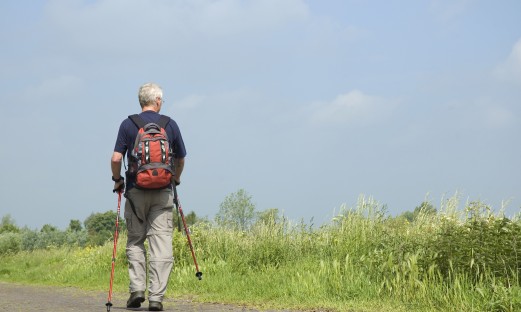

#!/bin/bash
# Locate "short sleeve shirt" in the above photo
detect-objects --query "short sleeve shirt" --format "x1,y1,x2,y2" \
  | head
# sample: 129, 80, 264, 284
114, 110, 186, 187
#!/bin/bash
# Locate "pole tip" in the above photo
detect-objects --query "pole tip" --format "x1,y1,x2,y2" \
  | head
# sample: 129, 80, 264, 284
196, 272, 203, 280
106, 302, 112, 312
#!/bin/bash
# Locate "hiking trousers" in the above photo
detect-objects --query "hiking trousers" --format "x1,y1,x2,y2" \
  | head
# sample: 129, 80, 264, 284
124, 187, 174, 303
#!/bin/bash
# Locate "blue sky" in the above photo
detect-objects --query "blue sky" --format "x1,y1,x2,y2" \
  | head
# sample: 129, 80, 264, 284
1, 0, 520, 230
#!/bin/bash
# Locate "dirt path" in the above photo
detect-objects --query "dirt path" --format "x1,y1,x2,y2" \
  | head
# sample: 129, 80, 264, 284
0, 282, 279, 312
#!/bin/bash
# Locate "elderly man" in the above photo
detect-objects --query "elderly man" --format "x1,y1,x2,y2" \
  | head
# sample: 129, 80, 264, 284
111, 82, 186, 311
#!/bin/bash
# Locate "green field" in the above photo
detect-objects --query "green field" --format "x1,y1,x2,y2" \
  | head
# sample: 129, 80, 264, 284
1, 195, 520, 311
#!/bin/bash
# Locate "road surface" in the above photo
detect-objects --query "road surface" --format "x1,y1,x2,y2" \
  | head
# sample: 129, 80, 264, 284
0, 282, 290, 312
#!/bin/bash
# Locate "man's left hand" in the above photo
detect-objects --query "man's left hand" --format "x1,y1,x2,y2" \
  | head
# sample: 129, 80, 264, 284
113, 181, 125, 193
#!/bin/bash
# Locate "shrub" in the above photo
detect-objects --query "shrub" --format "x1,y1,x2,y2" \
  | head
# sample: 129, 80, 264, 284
0, 232, 21, 254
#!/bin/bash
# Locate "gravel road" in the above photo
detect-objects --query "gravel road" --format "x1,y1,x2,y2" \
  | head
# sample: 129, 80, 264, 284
0, 282, 276, 312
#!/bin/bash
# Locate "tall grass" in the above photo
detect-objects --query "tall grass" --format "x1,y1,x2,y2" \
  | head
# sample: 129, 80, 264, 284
1, 195, 520, 311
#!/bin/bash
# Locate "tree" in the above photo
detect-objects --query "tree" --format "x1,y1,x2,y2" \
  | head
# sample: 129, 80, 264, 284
40, 224, 58, 233
400, 201, 437, 222
415, 201, 437, 216
173, 210, 199, 231
184, 211, 198, 226
215, 189, 256, 231
84, 211, 126, 246
400, 210, 415, 223
0, 214, 20, 234
67, 219, 83, 232
256, 208, 281, 226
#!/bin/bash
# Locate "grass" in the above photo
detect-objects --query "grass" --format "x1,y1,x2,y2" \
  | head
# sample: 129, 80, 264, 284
1, 194, 520, 311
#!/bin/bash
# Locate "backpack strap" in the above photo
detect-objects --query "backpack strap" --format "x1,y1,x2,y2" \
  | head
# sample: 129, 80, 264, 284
128, 114, 146, 129
157, 115, 171, 129
129, 114, 170, 129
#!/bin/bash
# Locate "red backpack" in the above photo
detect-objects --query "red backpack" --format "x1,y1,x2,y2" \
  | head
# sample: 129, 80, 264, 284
128, 114, 173, 189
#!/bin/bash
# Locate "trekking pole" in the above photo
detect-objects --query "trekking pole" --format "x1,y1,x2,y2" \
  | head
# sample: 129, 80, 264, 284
173, 185, 203, 280
175, 199, 182, 232
106, 190, 122, 312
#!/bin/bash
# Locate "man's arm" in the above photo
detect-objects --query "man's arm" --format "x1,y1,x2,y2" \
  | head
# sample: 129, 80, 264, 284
111, 151, 124, 191
173, 157, 185, 184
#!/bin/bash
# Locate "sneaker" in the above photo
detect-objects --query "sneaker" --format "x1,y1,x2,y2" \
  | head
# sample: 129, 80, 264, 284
149, 301, 164, 311
126, 291, 145, 308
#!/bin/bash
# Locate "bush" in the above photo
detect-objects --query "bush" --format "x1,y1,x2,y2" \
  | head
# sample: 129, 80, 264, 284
432, 214, 521, 283
0, 215, 20, 234
0, 232, 21, 254
85, 211, 126, 246
20, 229, 89, 251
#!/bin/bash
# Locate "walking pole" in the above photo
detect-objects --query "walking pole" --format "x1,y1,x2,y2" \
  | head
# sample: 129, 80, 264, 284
106, 190, 122, 312
175, 197, 182, 232
173, 185, 203, 280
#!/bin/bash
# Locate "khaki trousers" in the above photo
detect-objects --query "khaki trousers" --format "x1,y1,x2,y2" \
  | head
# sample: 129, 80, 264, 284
124, 187, 174, 302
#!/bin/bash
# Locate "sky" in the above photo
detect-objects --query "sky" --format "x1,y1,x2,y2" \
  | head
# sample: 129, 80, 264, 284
0, 0, 520, 230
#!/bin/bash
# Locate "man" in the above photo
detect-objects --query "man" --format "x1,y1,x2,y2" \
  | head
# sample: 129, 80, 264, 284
111, 82, 186, 311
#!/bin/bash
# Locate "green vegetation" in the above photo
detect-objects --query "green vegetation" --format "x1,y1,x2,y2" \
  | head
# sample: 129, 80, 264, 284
0, 211, 126, 252
1, 194, 520, 311
215, 188, 256, 231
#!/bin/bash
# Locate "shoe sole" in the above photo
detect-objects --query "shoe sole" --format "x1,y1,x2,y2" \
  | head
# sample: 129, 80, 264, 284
149, 302, 163, 311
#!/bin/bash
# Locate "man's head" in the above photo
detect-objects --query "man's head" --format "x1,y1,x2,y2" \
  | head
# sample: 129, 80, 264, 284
138, 83, 163, 111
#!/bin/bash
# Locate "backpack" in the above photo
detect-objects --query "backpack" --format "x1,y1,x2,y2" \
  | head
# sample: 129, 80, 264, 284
127, 114, 174, 189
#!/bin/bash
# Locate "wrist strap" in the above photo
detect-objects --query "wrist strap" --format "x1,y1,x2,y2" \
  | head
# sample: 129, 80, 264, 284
112, 176, 124, 182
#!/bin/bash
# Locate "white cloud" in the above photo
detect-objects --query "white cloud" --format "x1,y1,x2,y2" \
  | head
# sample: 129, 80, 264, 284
494, 38, 521, 85
309, 90, 395, 126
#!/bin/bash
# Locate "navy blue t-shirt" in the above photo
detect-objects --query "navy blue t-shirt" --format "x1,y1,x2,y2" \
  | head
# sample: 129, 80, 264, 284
114, 110, 186, 188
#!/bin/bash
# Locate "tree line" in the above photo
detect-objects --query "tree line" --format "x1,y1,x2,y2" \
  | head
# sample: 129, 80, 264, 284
0, 188, 436, 254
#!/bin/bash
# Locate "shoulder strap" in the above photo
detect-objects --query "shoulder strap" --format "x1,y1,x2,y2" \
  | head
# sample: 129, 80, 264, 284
129, 114, 170, 129
128, 114, 146, 129
157, 115, 171, 129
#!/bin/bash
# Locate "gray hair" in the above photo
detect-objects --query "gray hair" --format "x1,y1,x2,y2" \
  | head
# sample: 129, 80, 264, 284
138, 83, 163, 108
